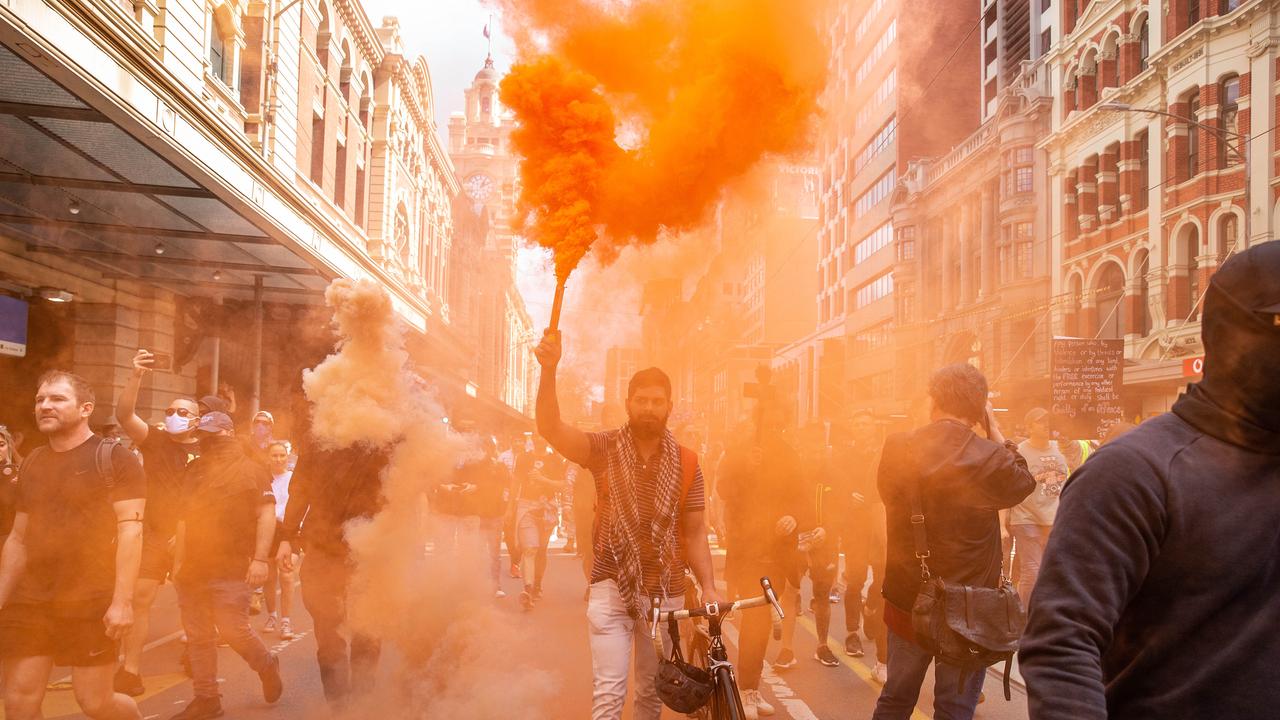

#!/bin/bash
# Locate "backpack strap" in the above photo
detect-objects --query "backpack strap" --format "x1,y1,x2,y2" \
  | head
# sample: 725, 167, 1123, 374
95, 437, 119, 491
904, 441, 931, 580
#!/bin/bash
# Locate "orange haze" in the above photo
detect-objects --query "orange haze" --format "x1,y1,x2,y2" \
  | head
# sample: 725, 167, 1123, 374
498, 0, 827, 281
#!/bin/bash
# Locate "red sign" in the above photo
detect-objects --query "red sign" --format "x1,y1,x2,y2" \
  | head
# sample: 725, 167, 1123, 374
1182, 356, 1205, 377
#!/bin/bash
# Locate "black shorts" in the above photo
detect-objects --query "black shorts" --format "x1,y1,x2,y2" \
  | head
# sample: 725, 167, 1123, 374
0, 603, 116, 666
139, 533, 175, 582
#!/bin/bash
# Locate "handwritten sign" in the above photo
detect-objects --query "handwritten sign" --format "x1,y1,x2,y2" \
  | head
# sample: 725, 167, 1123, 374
1050, 337, 1124, 440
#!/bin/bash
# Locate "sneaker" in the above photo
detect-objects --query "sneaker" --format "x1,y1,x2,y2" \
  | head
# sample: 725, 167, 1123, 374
533, 584, 543, 600
170, 696, 224, 720
844, 633, 864, 657
495, 588, 507, 599
263, 615, 277, 634
113, 668, 144, 697
509, 562, 522, 579
739, 690, 759, 720
814, 645, 839, 667
280, 618, 295, 640
520, 588, 534, 610
746, 689, 775, 716
872, 661, 888, 684
771, 648, 797, 670
828, 588, 841, 603
259, 653, 283, 703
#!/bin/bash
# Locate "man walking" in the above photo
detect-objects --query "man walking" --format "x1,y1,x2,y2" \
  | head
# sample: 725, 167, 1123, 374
511, 437, 566, 608
277, 440, 389, 707
1004, 407, 1067, 604
112, 349, 202, 696
832, 409, 888, 677
171, 412, 282, 719
263, 441, 297, 638
533, 331, 721, 720
0, 371, 147, 720
1020, 242, 1280, 719
873, 364, 1034, 720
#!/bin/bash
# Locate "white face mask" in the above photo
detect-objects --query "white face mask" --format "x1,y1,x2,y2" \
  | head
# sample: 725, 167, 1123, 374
164, 414, 192, 435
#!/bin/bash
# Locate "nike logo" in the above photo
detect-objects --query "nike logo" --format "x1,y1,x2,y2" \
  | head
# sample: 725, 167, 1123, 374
88, 649, 107, 658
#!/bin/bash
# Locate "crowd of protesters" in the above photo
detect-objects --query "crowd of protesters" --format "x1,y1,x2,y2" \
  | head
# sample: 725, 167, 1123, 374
0, 243, 1274, 720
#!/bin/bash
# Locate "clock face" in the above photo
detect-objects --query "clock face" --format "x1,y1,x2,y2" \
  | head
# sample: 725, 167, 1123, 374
465, 173, 494, 202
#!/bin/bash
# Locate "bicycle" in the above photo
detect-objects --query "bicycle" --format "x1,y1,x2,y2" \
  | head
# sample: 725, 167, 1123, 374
650, 577, 786, 720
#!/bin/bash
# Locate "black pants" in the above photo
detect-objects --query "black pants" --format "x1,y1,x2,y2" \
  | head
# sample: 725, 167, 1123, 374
300, 551, 382, 703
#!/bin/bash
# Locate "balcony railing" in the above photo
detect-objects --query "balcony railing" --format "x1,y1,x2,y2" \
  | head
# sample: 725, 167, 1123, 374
922, 119, 996, 187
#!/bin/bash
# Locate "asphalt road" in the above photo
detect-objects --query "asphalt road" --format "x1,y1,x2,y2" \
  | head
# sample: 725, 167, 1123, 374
14, 550, 1030, 720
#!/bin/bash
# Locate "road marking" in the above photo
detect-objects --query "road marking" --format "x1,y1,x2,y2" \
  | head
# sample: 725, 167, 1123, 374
794, 614, 933, 720
716, 610, 821, 720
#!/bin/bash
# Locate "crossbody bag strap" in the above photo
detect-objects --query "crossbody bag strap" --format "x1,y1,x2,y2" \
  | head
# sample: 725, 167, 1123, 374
904, 440, 932, 580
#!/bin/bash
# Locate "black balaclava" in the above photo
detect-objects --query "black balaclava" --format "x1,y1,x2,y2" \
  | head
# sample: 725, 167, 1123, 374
1172, 241, 1280, 453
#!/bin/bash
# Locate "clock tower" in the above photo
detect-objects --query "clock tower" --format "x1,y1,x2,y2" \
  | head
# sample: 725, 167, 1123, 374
448, 55, 519, 265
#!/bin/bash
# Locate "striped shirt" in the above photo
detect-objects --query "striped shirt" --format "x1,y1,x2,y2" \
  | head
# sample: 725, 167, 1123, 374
586, 430, 705, 595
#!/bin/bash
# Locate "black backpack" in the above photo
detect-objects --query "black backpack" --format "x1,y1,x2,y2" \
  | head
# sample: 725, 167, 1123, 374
22, 436, 120, 490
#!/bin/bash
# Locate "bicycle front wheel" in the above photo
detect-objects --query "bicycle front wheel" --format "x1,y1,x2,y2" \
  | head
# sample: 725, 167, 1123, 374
712, 664, 747, 720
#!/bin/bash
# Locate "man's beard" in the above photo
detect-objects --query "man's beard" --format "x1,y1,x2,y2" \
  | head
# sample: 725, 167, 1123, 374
628, 413, 669, 439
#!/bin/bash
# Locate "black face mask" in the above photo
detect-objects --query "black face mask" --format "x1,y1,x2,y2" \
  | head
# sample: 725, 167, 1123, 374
1174, 269, 1280, 453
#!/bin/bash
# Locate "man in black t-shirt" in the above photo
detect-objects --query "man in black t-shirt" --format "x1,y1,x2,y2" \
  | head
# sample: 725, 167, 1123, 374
112, 348, 202, 696
0, 371, 146, 720
171, 412, 282, 719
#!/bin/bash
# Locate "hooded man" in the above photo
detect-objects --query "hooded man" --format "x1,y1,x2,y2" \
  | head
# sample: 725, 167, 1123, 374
1019, 241, 1280, 720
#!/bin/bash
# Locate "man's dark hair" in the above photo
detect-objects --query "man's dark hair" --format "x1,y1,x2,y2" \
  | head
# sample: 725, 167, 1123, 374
851, 408, 874, 421
927, 363, 988, 426
37, 370, 96, 405
627, 367, 672, 401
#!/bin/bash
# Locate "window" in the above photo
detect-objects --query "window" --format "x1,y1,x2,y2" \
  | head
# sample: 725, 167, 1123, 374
1219, 0, 1242, 12
355, 165, 367, 228
857, 70, 897, 129
855, 222, 894, 264
856, 20, 897, 84
854, 170, 897, 219
314, 3, 330, 68
1016, 166, 1034, 193
852, 322, 894, 355
1040, 29, 1052, 57
1186, 229, 1201, 320
310, 113, 324, 186
855, 118, 897, 173
1218, 75, 1241, 167
1016, 223, 1034, 278
334, 139, 347, 208
1188, 0, 1200, 26
1041, 0, 1051, 12
1134, 250, 1151, 335
1185, 88, 1201, 179
1096, 263, 1126, 339
855, 272, 894, 308
897, 226, 916, 261
1138, 19, 1150, 71
854, 0, 887, 42
209, 26, 229, 84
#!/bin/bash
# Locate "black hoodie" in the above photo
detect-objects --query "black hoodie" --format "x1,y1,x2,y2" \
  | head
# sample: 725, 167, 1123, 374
878, 419, 1034, 615
1020, 242, 1280, 720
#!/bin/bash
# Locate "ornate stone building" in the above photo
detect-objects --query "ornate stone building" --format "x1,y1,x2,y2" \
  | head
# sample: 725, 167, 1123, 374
1044, 0, 1278, 416
0, 0, 480, 439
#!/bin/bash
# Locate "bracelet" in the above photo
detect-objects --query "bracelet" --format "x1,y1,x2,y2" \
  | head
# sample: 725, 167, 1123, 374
251, 557, 269, 563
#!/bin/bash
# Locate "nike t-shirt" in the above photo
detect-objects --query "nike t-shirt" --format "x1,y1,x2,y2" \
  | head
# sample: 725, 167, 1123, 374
12, 435, 146, 610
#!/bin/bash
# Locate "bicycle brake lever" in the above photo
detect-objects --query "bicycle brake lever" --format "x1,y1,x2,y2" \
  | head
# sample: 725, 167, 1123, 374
760, 576, 785, 620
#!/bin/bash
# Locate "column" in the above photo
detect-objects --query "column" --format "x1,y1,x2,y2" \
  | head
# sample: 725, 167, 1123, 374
1246, 40, 1275, 246
979, 182, 995, 299
959, 198, 973, 303
941, 214, 954, 313
1078, 161, 1098, 233
1097, 148, 1119, 221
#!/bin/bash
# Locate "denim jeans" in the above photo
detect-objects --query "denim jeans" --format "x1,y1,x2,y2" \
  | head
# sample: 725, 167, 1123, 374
871, 628, 985, 720
586, 579, 682, 720
1010, 524, 1052, 604
176, 577, 274, 698
479, 516, 503, 589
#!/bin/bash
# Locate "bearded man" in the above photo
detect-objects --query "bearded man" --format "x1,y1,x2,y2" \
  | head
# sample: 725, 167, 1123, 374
533, 331, 721, 720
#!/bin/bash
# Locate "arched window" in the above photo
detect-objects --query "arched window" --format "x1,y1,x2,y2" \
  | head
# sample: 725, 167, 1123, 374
1102, 35, 1120, 89
1218, 75, 1240, 168
359, 74, 372, 128
1219, 0, 1242, 14
1218, 213, 1239, 259
1185, 227, 1201, 321
1184, 87, 1201, 179
394, 204, 411, 268
1188, 0, 1201, 26
208, 14, 231, 85
314, 3, 330, 69
1096, 263, 1126, 339
1137, 18, 1150, 72
338, 41, 352, 101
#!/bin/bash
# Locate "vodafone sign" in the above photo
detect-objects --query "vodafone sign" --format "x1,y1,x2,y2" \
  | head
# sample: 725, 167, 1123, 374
1183, 356, 1205, 377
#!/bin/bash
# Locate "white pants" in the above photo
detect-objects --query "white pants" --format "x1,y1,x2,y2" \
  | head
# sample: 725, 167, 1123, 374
587, 579, 683, 720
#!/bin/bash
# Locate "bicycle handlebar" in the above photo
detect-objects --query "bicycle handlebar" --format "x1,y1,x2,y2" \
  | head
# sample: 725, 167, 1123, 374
649, 577, 785, 639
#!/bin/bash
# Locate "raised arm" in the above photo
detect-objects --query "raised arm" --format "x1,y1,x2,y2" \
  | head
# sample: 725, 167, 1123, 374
533, 331, 591, 467
116, 349, 156, 444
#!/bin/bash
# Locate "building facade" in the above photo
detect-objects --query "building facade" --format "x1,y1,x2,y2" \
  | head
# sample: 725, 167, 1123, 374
0, 0, 486, 440
1044, 0, 1279, 417
448, 57, 536, 417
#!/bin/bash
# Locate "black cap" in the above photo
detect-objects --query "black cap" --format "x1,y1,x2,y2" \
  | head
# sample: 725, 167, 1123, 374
194, 412, 234, 434
199, 395, 229, 415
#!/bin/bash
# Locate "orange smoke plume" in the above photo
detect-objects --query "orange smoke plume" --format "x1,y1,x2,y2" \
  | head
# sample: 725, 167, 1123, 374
498, 0, 827, 281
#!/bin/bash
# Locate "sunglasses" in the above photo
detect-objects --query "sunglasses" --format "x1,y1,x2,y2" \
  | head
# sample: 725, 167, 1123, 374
164, 408, 196, 418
